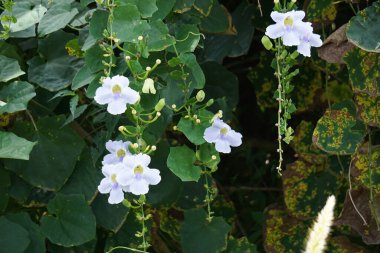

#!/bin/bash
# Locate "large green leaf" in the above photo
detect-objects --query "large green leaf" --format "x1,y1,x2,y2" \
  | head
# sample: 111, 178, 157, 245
38, 3, 79, 36
0, 168, 10, 213
71, 65, 97, 90
152, 0, 176, 19
0, 131, 36, 160
0, 55, 25, 82
40, 194, 96, 247
177, 110, 213, 145
91, 194, 129, 233
346, 1, 380, 53
117, 0, 158, 18
344, 47, 380, 96
199, 2, 229, 33
111, 4, 150, 42
28, 31, 83, 91
167, 146, 202, 182
0, 217, 30, 253
4, 116, 85, 190
1, 0, 46, 33
89, 10, 108, 40
146, 20, 175, 51
168, 24, 200, 53
180, 208, 231, 253
179, 53, 205, 89
0, 81, 36, 114
59, 147, 102, 202
6, 212, 46, 253
312, 101, 365, 155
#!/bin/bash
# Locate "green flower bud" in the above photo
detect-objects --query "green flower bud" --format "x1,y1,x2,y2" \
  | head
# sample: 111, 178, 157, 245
196, 90, 205, 102
155, 98, 165, 112
206, 99, 214, 107
261, 36, 273, 50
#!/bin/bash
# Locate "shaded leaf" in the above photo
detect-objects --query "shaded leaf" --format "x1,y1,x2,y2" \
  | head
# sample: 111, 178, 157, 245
0, 131, 36, 160
0, 81, 36, 114
0, 217, 30, 253
0, 55, 25, 82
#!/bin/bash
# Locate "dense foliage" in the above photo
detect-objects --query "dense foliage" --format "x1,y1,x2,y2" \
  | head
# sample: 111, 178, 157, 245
0, 0, 379, 252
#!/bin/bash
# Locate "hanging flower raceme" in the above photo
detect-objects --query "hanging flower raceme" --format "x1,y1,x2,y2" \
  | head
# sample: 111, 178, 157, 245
120, 153, 161, 195
94, 75, 140, 115
204, 118, 242, 153
265, 10, 322, 56
102, 140, 132, 165
98, 163, 130, 204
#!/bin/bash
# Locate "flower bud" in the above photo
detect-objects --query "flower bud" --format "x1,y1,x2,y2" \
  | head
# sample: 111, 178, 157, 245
138, 36, 143, 41
171, 104, 177, 109
118, 126, 126, 132
196, 90, 205, 102
132, 109, 137, 115
261, 36, 273, 50
142, 78, 156, 94
125, 55, 131, 61
206, 99, 214, 107
211, 155, 217, 160
156, 112, 161, 117
146, 66, 151, 71
151, 145, 157, 151
156, 59, 161, 64
196, 119, 201, 124
173, 125, 177, 131
154, 98, 165, 112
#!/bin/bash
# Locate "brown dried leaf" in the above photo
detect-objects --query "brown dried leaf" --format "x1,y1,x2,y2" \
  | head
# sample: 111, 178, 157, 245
335, 188, 380, 244
318, 24, 355, 63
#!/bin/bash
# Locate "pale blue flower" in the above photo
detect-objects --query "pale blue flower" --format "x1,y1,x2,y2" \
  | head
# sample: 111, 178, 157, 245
102, 140, 132, 165
94, 75, 140, 115
265, 10, 312, 46
120, 153, 161, 195
98, 163, 129, 204
203, 118, 242, 153
297, 32, 323, 57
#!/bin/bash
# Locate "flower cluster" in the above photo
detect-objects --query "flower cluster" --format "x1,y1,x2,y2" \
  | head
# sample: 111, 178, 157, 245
98, 142, 161, 204
204, 117, 242, 154
265, 10, 322, 57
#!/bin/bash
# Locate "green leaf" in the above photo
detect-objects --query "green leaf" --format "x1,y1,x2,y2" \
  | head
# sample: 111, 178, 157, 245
344, 47, 379, 96
0, 55, 25, 82
194, 0, 214, 16
38, 3, 79, 36
28, 31, 83, 91
1, 1, 46, 33
91, 194, 129, 233
312, 100, 365, 155
6, 212, 46, 253
4, 116, 85, 190
0, 217, 30, 253
111, 4, 150, 42
152, 0, 176, 19
200, 2, 229, 33
177, 113, 211, 145
84, 44, 105, 73
225, 237, 258, 253
346, 1, 380, 53
198, 143, 220, 171
117, 0, 158, 18
146, 20, 175, 51
0, 81, 36, 114
180, 208, 231, 253
168, 24, 200, 53
167, 146, 202, 182
40, 194, 96, 247
174, 0, 195, 13
0, 168, 10, 213
354, 92, 380, 127
179, 53, 205, 89
59, 147, 102, 202
0, 131, 36, 160
89, 10, 108, 40
72, 65, 97, 90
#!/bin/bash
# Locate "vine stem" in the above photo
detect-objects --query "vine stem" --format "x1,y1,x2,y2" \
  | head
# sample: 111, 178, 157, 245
106, 246, 147, 253
367, 129, 380, 230
140, 204, 147, 252
204, 172, 213, 222
275, 41, 283, 175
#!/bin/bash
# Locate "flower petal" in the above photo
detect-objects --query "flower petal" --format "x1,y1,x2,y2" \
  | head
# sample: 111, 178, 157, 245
108, 187, 124, 204
204, 126, 220, 143
291, 10, 306, 21
130, 179, 149, 195
265, 23, 284, 39
137, 153, 151, 167
94, 87, 112, 105
98, 178, 112, 193
143, 168, 161, 185
283, 31, 300, 46
297, 41, 311, 57
226, 130, 242, 147
270, 11, 286, 22
107, 100, 127, 115
112, 75, 130, 87
309, 34, 323, 47
215, 139, 232, 153
122, 87, 140, 105
118, 169, 135, 186
102, 154, 120, 165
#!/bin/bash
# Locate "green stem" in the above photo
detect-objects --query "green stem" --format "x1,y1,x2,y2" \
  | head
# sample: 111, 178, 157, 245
204, 171, 213, 222
140, 204, 147, 252
106, 246, 147, 253
275, 41, 283, 175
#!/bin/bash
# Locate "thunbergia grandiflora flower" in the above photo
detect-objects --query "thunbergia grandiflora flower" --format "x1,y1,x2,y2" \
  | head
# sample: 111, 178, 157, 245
204, 118, 242, 153
102, 140, 132, 165
265, 10, 322, 56
98, 163, 130, 204
94, 75, 140, 115
120, 153, 161, 195
98, 153, 161, 204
